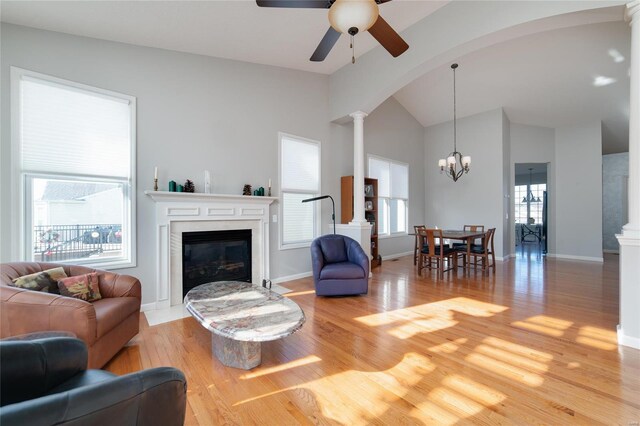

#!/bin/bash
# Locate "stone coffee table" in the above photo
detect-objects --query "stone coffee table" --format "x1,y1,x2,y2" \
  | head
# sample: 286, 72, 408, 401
184, 281, 305, 370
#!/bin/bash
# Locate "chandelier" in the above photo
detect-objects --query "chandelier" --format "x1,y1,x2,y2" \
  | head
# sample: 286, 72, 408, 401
522, 168, 541, 203
438, 63, 470, 182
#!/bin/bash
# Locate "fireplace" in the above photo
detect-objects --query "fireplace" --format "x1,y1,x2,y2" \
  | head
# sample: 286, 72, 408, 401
146, 191, 275, 309
182, 229, 252, 297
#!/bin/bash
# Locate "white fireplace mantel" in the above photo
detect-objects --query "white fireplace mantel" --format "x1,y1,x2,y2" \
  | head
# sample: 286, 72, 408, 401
145, 190, 277, 309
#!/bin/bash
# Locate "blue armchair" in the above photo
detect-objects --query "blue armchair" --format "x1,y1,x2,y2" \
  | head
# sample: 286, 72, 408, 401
310, 234, 369, 296
0, 337, 187, 426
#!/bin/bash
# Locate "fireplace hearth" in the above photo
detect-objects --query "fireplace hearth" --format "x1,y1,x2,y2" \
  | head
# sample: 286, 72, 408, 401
182, 229, 252, 297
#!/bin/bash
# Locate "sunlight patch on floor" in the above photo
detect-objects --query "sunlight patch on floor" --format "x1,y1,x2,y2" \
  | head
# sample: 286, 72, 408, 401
483, 336, 554, 363
475, 344, 549, 374
239, 355, 322, 380
443, 375, 507, 407
355, 298, 508, 339
429, 338, 468, 354
576, 326, 618, 350
512, 315, 574, 337
388, 313, 458, 339
466, 352, 545, 386
284, 290, 316, 297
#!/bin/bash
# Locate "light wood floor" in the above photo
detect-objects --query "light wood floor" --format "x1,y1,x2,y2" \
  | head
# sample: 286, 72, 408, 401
106, 252, 640, 425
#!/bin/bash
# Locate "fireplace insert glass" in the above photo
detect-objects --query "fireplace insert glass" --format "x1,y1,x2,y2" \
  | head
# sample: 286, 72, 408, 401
182, 229, 251, 298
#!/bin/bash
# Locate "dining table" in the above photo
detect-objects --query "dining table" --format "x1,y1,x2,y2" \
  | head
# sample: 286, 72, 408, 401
440, 229, 486, 271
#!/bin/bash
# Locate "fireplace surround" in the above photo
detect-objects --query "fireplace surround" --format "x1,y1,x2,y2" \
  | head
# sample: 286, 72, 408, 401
146, 191, 276, 309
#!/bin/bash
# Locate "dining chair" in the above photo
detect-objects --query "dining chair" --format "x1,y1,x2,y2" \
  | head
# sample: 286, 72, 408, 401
453, 225, 485, 250
468, 228, 496, 274
413, 225, 426, 265
417, 228, 458, 279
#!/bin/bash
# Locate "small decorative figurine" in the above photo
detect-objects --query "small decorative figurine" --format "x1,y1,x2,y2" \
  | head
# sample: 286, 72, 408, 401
243, 184, 252, 196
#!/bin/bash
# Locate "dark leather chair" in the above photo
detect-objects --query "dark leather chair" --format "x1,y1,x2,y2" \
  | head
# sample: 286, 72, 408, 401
0, 337, 187, 426
310, 234, 369, 296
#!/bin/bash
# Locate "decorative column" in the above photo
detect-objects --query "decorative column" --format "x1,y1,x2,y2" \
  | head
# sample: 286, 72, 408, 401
335, 111, 372, 271
350, 111, 369, 225
616, 0, 640, 350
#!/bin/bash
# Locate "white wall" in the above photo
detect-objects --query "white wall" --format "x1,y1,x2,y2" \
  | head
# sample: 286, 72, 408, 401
602, 152, 628, 252
502, 110, 511, 258
424, 108, 507, 258
359, 97, 425, 258
510, 123, 555, 253
0, 24, 351, 304
554, 122, 603, 261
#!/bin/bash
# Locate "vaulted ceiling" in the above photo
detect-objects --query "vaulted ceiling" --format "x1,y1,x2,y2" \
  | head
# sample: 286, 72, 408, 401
1, 1, 630, 153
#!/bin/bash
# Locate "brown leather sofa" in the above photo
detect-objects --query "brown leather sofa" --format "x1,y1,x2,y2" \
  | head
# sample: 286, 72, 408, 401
0, 262, 141, 368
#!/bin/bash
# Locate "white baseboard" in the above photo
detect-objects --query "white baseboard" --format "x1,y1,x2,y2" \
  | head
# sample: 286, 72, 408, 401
617, 325, 640, 349
381, 251, 413, 260
603, 249, 619, 254
495, 254, 516, 262
546, 254, 604, 263
140, 302, 156, 312
271, 271, 313, 284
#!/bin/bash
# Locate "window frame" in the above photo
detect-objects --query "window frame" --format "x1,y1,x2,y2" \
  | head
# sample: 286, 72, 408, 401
11, 67, 137, 269
514, 183, 546, 225
278, 132, 321, 250
367, 154, 409, 238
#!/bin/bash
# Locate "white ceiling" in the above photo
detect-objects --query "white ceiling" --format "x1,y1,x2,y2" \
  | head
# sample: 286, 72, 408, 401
393, 20, 631, 154
0, 0, 446, 75
1, 1, 630, 153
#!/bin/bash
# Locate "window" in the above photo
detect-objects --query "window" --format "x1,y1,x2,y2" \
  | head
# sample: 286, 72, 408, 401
514, 185, 529, 224
279, 133, 320, 248
14, 68, 136, 268
514, 183, 545, 225
368, 156, 408, 236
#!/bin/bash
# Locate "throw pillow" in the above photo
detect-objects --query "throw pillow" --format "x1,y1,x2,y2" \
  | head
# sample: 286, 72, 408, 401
10, 267, 67, 294
57, 273, 102, 302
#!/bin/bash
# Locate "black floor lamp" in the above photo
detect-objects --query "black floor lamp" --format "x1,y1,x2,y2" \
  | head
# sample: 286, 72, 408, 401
302, 195, 336, 234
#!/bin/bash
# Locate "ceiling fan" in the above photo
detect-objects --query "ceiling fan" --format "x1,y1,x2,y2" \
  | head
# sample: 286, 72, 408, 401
256, 0, 409, 63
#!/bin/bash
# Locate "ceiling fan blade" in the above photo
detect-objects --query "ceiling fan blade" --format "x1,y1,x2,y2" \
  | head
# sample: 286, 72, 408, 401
256, 0, 331, 8
310, 27, 341, 62
368, 15, 409, 58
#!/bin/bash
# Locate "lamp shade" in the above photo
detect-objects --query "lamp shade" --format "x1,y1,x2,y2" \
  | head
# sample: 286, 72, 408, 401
447, 156, 456, 166
438, 159, 447, 168
462, 156, 471, 166
328, 0, 379, 34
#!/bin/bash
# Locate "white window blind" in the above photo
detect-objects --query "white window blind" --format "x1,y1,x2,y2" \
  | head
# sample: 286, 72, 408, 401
391, 163, 408, 199
281, 137, 319, 191
21, 76, 132, 178
282, 193, 315, 244
369, 157, 390, 198
368, 155, 409, 235
280, 134, 320, 247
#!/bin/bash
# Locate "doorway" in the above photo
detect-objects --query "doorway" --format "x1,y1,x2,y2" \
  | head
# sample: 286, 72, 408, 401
514, 163, 547, 259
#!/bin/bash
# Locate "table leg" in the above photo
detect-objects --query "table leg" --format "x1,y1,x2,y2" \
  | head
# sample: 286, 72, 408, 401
212, 333, 261, 370
466, 239, 472, 275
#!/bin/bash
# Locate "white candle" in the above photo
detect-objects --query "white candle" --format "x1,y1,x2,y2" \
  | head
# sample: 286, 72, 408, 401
154, 166, 158, 179
268, 178, 271, 188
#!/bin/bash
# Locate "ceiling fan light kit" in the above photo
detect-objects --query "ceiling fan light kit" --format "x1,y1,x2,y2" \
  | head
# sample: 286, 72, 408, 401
256, 0, 408, 63
328, 0, 379, 35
